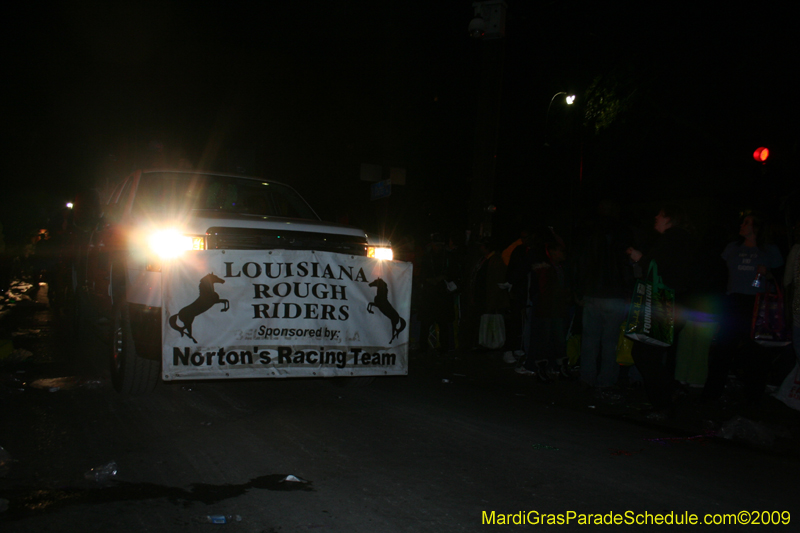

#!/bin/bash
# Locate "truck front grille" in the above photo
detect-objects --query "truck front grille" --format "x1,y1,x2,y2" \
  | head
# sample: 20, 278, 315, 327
206, 227, 368, 256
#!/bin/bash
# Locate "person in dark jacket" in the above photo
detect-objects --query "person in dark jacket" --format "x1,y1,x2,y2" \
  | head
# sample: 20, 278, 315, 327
575, 200, 636, 389
503, 231, 534, 361
626, 204, 698, 419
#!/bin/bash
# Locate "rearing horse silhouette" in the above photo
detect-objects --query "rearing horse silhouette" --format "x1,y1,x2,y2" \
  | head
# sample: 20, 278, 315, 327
367, 277, 406, 344
169, 272, 229, 344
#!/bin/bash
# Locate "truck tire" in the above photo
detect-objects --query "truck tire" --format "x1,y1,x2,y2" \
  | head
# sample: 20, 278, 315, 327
110, 301, 160, 395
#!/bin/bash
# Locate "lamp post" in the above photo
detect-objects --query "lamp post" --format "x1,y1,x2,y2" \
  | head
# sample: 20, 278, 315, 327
541, 91, 580, 235
544, 92, 575, 144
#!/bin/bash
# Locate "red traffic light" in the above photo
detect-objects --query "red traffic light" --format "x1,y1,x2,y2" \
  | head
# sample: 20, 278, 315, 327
753, 147, 769, 162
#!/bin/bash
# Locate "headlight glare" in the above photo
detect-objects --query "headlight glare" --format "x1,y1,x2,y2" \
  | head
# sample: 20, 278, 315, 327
148, 230, 202, 259
367, 246, 393, 261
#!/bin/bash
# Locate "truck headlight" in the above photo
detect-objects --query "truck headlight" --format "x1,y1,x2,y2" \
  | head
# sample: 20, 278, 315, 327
148, 229, 205, 259
367, 246, 393, 261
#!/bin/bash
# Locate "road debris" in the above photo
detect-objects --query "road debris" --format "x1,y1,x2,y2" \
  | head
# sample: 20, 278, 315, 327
11, 329, 42, 337
719, 416, 782, 448
281, 474, 308, 483
84, 461, 118, 482
28, 377, 104, 391
645, 432, 715, 445
206, 514, 242, 524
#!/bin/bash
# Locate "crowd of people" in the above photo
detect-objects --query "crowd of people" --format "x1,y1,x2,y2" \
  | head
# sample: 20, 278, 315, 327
407, 200, 800, 419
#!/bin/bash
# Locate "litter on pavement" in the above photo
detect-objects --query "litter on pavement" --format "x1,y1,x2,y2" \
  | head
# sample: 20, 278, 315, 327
84, 461, 118, 482
645, 432, 715, 445
206, 515, 242, 524
718, 416, 785, 448
281, 475, 308, 483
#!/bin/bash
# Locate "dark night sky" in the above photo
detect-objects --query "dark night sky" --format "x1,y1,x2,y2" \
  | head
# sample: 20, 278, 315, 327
2, 1, 797, 245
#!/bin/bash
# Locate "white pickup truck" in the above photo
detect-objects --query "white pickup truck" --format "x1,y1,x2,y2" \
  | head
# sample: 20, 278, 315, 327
75, 169, 399, 394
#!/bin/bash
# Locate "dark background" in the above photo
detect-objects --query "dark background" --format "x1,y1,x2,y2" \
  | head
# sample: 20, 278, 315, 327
2, 1, 797, 248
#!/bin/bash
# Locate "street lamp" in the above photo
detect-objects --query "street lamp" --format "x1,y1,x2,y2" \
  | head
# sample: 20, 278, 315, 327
544, 92, 576, 147
541, 91, 581, 234
546, 92, 575, 122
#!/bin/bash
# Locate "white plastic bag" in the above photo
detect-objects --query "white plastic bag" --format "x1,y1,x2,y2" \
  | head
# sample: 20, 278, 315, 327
773, 362, 800, 411
478, 314, 505, 349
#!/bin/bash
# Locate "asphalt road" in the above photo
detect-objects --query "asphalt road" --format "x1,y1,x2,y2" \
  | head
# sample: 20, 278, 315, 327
1, 282, 799, 532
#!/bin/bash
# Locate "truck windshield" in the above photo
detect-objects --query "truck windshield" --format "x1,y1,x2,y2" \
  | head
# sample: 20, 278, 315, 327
134, 172, 318, 220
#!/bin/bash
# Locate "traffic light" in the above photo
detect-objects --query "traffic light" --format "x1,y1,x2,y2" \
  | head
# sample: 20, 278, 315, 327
753, 147, 769, 163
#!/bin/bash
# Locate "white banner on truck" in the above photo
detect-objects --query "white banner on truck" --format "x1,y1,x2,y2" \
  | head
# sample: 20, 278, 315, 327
161, 250, 412, 380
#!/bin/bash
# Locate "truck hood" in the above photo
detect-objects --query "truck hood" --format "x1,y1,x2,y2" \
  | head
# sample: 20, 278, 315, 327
177, 209, 367, 239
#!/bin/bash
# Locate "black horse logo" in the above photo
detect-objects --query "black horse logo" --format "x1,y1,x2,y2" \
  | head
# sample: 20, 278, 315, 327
169, 272, 230, 344
367, 277, 406, 344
